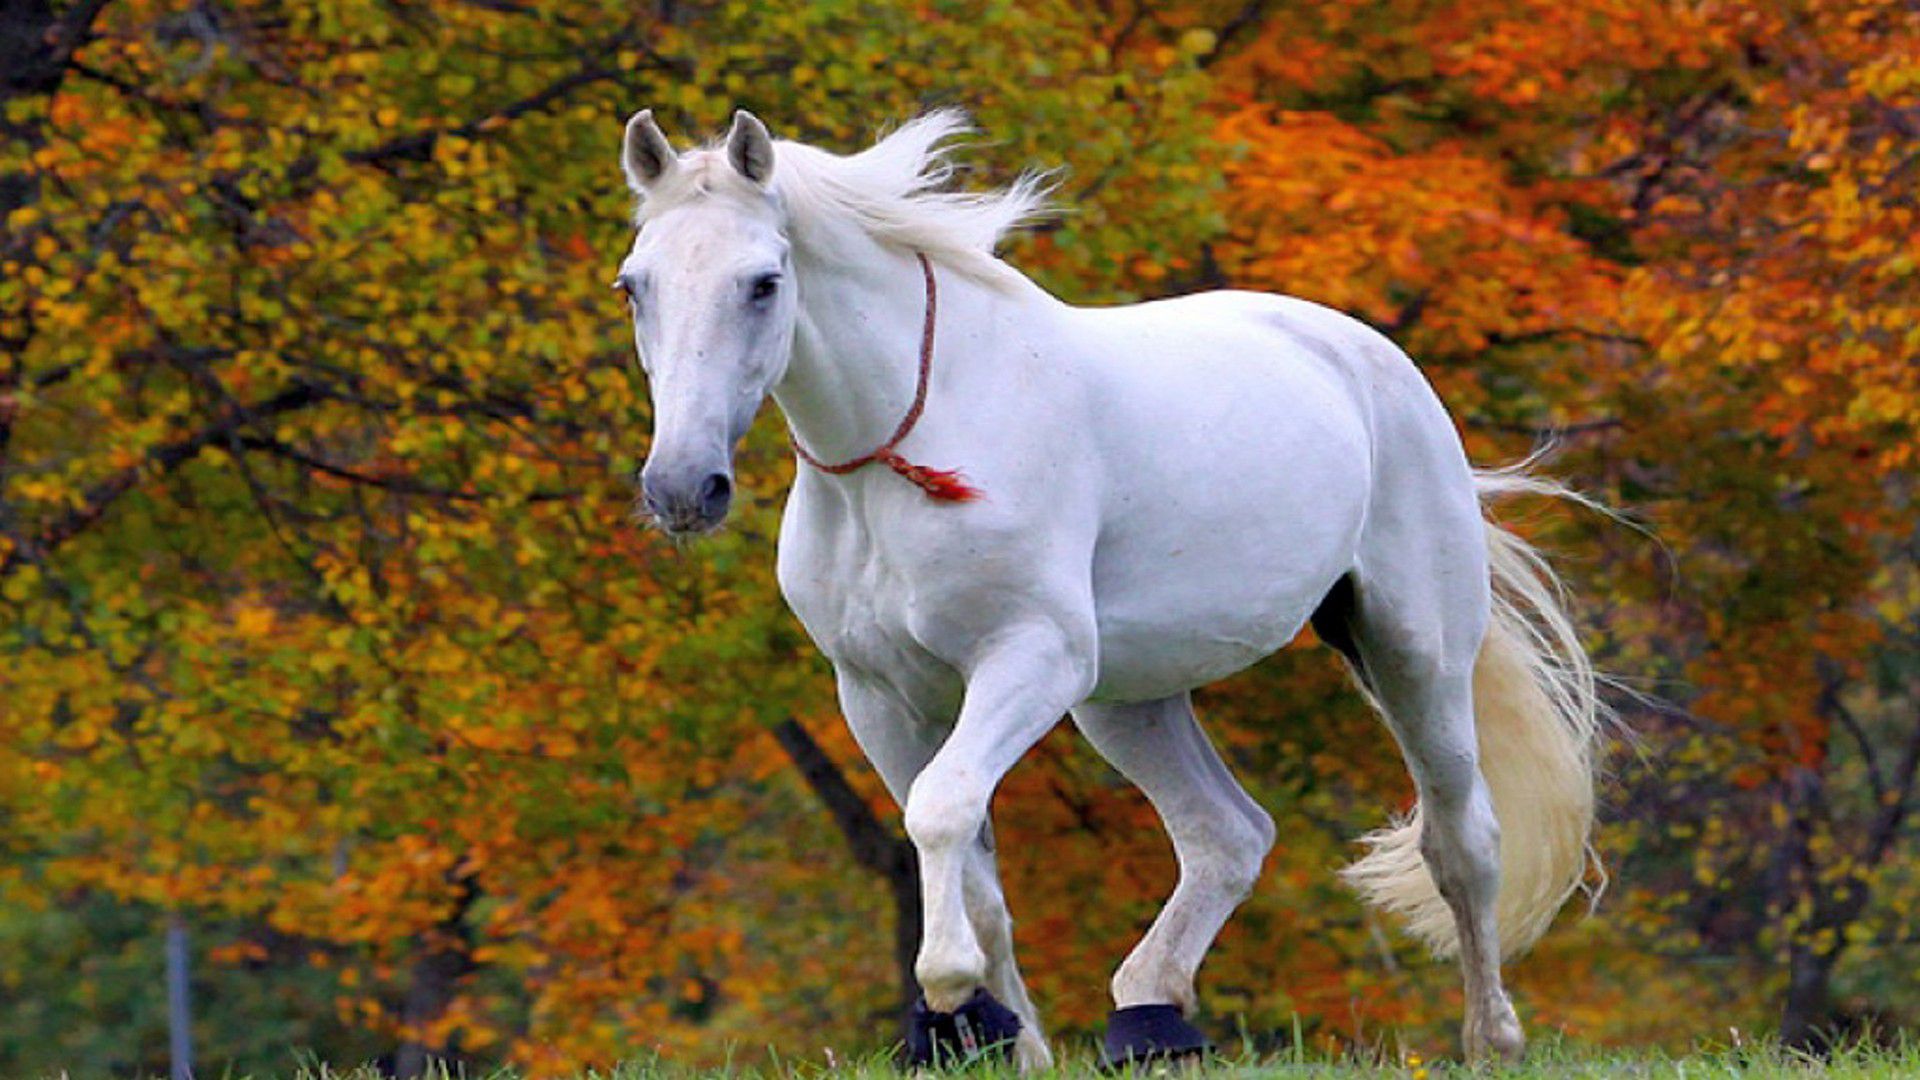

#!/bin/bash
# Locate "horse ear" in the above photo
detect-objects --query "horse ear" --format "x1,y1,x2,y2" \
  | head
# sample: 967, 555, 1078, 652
726, 109, 775, 186
623, 109, 678, 193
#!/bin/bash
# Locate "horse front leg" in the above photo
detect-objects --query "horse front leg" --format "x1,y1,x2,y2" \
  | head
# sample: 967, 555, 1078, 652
834, 673, 1053, 1068
903, 624, 1093, 1032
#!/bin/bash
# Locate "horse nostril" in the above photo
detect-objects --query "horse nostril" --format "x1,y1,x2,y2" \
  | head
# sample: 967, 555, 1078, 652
640, 480, 667, 519
698, 473, 733, 518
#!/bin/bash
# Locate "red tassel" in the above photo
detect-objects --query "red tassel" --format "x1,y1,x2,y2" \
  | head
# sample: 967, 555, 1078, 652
882, 452, 983, 502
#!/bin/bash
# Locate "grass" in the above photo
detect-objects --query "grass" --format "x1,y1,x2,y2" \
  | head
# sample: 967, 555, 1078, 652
262, 1038, 1920, 1080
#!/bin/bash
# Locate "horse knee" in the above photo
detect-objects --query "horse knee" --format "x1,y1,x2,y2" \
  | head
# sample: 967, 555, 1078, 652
904, 770, 989, 851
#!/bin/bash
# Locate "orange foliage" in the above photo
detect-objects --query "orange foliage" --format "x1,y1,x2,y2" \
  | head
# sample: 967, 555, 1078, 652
1, 0, 1915, 1070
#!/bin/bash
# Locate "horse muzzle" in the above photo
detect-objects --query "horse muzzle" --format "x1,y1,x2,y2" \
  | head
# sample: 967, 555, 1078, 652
639, 462, 734, 535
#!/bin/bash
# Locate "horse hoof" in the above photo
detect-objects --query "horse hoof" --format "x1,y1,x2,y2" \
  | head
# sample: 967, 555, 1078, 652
905, 987, 1023, 1069
1101, 1004, 1212, 1070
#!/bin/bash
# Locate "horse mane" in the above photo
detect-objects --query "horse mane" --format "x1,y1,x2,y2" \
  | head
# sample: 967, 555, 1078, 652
638, 111, 1052, 286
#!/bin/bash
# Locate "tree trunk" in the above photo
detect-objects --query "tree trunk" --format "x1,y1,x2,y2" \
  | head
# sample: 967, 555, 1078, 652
1779, 940, 1837, 1050
165, 913, 194, 1080
391, 873, 478, 1078
1774, 681, 1920, 1051
772, 718, 922, 1040
886, 844, 924, 1027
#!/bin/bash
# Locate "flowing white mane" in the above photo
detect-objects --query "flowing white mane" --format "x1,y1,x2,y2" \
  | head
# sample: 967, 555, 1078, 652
638, 111, 1052, 284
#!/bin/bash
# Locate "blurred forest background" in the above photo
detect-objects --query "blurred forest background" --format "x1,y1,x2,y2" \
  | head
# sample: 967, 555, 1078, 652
2, 0, 1916, 1075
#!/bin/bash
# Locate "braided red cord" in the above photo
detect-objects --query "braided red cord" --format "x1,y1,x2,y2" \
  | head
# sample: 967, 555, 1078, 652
790, 254, 982, 502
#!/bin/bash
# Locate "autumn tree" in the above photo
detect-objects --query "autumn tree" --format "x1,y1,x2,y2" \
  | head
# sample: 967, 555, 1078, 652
1, 0, 1218, 1071
4, 0, 1915, 1071
1159, 0, 1919, 1046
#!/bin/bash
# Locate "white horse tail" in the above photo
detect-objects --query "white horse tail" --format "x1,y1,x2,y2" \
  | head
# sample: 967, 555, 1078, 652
1343, 467, 1605, 960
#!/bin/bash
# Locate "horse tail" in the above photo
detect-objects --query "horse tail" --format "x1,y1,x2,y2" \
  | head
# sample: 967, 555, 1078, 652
1342, 467, 1606, 960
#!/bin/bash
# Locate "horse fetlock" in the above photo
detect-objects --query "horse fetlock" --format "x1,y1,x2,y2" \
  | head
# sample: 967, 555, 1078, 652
1014, 1028, 1054, 1071
917, 940, 990, 1011
1110, 955, 1197, 1014
1464, 994, 1526, 1063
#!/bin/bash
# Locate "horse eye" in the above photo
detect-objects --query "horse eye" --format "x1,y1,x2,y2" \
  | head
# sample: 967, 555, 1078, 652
611, 278, 636, 309
749, 274, 781, 302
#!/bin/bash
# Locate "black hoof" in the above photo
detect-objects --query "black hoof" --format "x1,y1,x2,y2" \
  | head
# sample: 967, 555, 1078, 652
905, 988, 1023, 1069
1101, 1004, 1212, 1070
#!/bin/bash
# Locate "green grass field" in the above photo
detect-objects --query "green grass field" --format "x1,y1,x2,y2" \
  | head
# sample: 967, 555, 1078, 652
266, 1040, 1920, 1080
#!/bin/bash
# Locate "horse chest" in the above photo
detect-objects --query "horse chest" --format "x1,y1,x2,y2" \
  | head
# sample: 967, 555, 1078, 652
800, 572, 923, 671
776, 506, 968, 686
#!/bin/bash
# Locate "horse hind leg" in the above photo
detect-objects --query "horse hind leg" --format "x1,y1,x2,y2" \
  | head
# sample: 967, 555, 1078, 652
1070, 693, 1275, 1063
1327, 547, 1526, 1061
1372, 663, 1524, 1062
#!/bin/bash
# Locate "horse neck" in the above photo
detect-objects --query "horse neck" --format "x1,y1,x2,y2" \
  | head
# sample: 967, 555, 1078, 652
776, 242, 943, 465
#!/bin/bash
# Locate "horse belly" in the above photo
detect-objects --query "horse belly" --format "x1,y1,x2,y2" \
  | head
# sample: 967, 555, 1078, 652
1086, 526, 1351, 703
1086, 457, 1369, 701
1090, 610, 1308, 703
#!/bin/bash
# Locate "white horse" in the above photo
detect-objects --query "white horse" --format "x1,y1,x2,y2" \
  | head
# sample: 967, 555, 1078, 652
613, 109, 1603, 1068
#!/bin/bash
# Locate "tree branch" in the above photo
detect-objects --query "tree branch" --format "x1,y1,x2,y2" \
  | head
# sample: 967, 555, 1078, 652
1864, 711, 1920, 868
349, 65, 622, 169
237, 434, 575, 504
1, 0, 113, 102
771, 718, 913, 882
1206, 0, 1272, 65
1, 380, 327, 577
771, 717, 921, 1024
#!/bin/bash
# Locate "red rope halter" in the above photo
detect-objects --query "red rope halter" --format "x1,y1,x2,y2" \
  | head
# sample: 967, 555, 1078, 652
789, 253, 981, 502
